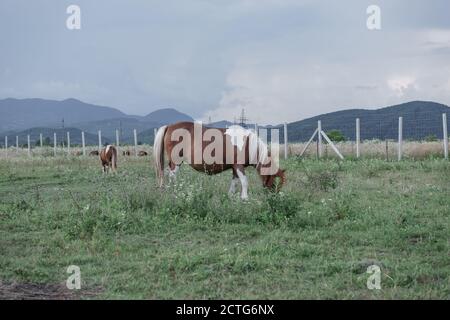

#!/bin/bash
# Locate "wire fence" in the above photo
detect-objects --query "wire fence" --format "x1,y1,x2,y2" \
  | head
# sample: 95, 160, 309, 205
278, 112, 449, 160
1, 113, 449, 160
0, 128, 157, 158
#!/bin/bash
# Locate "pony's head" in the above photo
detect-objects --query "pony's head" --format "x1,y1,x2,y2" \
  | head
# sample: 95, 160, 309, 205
260, 168, 286, 192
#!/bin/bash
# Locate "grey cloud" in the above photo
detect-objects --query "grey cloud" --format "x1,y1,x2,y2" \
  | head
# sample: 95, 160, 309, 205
0, 0, 449, 122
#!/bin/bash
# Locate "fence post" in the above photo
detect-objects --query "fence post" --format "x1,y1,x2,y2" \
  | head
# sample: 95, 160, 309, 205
398, 116, 403, 161
98, 130, 102, 151
443, 113, 448, 160
284, 122, 288, 159
27, 135, 31, 157
317, 120, 323, 158
81, 131, 86, 156
53, 132, 57, 156
385, 140, 389, 161
356, 118, 360, 158
40, 133, 43, 148
134, 129, 138, 156
116, 129, 120, 147
67, 132, 71, 155
16, 136, 19, 153
4, 136, 7, 158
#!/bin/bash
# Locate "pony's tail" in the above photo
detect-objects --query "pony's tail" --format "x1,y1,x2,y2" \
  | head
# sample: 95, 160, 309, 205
112, 146, 117, 171
153, 125, 168, 187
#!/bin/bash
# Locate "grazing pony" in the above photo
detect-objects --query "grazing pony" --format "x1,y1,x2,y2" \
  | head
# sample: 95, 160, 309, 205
89, 150, 99, 156
100, 145, 117, 173
153, 122, 286, 200
138, 150, 148, 156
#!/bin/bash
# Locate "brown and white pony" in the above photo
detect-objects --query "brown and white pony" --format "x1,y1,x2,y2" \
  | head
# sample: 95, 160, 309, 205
100, 145, 117, 173
153, 122, 285, 200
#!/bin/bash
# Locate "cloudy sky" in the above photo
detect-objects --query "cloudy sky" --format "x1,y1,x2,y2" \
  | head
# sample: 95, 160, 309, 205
1, 0, 450, 124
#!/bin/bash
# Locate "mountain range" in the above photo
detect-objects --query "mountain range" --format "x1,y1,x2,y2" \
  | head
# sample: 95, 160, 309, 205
283, 101, 450, 142
0, 98, 449, 146
0, 98, 193, 145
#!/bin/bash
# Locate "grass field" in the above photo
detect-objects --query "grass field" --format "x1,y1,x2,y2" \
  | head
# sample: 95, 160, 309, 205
0, 155, 449, 299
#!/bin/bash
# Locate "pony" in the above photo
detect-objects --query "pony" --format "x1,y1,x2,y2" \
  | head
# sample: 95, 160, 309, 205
99, 145, 118, 173
138, 150, 148, 156
123, 150, 131, 156
153, 122, 286, 200
89, 150, 99, 156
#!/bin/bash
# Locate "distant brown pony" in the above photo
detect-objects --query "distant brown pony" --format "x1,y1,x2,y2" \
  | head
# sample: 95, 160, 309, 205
89, 150, 99, 156
100, 145, 117, 173
123, 150, 131, 156
153, 122, 285, 200
138, 150, 148, 156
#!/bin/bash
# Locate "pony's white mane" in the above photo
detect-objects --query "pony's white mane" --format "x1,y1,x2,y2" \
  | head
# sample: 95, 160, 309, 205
106, 145, 111, 154
225, 125, 279, 171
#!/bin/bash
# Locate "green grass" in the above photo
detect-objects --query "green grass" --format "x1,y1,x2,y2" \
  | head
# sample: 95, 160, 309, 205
0, 156, 449, 299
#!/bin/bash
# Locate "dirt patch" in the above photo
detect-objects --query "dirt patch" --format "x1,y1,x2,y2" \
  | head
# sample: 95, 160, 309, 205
0, 281, 102, 300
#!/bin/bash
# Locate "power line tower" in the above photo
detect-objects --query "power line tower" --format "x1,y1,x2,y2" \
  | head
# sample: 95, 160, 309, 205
237, 108, 248, 128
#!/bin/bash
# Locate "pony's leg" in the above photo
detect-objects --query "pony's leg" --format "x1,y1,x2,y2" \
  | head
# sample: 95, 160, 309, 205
235, 167, 249, 200
228, 171, 239, 195
168, 161, 179, 182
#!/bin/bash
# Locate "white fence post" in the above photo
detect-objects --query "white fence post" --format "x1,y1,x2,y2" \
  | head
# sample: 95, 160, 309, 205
320, 130, 344, 160
317, 120, 323, 158
134, 129, 138, 156
27, 135, 31, 157
284, 122, 288, 159
67, 131, 71, 155
116, 129, 120, 147
4, 136, 7, 158
53, 132, 57, 156
356, 118, 360, 158
40, 133, 43, 148
398, 116, 403, 161
443, 113, 448, 160
98, 130, 102, 151
16, 136, 19, 153
81, 131, 86, 156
